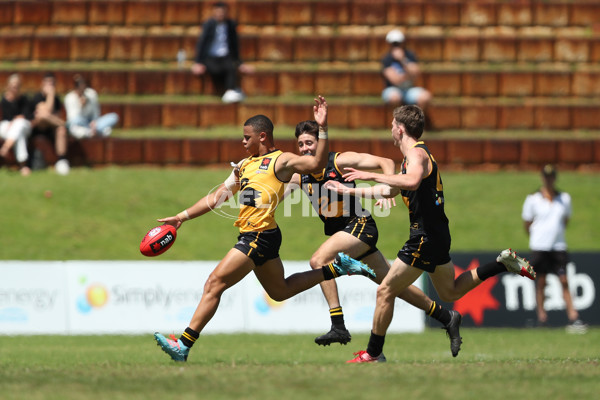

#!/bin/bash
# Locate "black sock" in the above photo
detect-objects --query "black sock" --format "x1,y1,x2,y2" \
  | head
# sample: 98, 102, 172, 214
329, 307, 346, 330
427, 301, 452, 326
322, 262, 338, 280
179, 327, 199, 348
366, 331, 385, 358
476, 261, 507, 281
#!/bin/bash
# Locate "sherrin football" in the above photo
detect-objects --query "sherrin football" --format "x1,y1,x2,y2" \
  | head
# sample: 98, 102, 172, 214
140, 224, 177, 257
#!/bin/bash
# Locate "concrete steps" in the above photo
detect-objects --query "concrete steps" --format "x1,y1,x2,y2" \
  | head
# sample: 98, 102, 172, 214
3, 1, 600, 29
2, 136, 599, 170
2, 23, 599, 63
29, 95, 599, 131
4, 62, 600, 99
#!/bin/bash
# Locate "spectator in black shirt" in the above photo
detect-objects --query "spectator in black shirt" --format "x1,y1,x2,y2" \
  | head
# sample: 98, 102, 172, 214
192, 1, 254, 103
29, 72, 70, 175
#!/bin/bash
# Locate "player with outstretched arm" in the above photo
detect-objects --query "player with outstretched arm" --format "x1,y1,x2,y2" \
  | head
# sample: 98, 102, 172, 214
153, 96, 375, 362
326, 105, 536, 363
284, 119, 462, 356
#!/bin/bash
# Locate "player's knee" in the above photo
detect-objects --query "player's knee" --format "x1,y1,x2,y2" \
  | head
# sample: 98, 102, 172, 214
264, 289, 288, 302
438, 291, 460, 303
376, 284, 396, 303
309, 255, 326, 270
203, 274, 227, 298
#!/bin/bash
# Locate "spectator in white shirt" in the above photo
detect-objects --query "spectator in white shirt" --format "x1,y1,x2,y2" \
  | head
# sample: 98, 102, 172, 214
522, 165, 587, 333
64, 74, 118, 139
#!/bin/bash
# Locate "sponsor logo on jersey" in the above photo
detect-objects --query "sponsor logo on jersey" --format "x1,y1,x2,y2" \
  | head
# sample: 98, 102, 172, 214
259, 158, 272, 170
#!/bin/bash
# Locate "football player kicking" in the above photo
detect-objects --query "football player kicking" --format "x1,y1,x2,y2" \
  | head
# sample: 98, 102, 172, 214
284, 120, 462, 358
326, 105, 536, 363
153, 96, 375, 362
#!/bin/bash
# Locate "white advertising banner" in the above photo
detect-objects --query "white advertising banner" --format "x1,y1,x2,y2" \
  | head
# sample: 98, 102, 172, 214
0, 261, 69, 334
0, 261, 424, 335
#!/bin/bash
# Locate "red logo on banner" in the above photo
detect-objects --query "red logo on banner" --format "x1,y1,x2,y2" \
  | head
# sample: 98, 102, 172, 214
453, 259, 500, 325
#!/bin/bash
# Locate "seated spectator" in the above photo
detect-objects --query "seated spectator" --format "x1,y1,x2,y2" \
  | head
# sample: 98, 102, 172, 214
29, 72, 70, 175
0, 73, 32, 176
191, 1, 254, 103
64, 74, 119, 139
381, 29, 432, 112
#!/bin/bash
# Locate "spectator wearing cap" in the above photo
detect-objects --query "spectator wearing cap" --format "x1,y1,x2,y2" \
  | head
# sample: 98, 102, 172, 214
522, 165, 588, 333
381, 29, 432, 113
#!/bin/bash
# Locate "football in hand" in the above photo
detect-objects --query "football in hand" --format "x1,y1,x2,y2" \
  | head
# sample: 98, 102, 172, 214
140, 224, 177, 257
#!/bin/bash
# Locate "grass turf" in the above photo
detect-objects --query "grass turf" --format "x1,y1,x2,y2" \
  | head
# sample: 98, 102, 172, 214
0, 329, 598, 400
1, 168, 598, 400
0, 166, 598, 260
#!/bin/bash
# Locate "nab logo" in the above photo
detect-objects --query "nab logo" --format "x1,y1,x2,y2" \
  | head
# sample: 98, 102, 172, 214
150, 232, 174, 253
453, 259, 500, 325
328, 171, 337, 178
259, 158, 272, 170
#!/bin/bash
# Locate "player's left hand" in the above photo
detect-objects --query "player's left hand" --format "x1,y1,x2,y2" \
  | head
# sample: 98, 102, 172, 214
342, 167, 373, 182
157, 216, 183, 230
375, 197, 396, 210
323, 180, 348, 194
313, 95, 328, 128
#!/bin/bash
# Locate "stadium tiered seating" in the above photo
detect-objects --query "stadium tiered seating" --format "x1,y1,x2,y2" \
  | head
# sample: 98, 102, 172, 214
0, 0, 599, 168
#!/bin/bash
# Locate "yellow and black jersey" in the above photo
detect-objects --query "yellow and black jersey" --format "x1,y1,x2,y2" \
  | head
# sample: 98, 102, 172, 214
234, 150, 287, 233
400, 142, 450, 241
301, 152, 370, 236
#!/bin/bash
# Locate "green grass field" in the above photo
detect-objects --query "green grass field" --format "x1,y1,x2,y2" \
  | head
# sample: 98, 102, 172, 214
0, 329, 598, 400
1, 167, 599, 399
1, 166, 599, 260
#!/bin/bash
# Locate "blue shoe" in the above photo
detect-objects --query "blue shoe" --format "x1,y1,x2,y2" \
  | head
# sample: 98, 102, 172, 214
332, 253, 376, 280
154, 332, 189, 362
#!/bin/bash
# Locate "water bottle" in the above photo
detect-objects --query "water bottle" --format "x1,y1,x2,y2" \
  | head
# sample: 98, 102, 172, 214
177, 49, 186, 69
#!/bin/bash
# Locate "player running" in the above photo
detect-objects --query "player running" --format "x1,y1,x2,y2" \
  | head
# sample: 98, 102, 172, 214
326, 105, 536, 363
284, 120, 462, 357
153, 96, 375, 362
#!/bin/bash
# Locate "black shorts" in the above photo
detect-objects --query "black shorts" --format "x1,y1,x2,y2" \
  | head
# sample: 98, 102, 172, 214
342, 215, 379, 260
32, 126, 57, 141
530, 250, 568, 276
233, 227, 282, 267
397, 234, 451, 273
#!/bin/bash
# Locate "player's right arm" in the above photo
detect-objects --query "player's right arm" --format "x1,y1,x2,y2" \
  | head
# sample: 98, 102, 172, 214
158, 164, 242, 229
334, 151, 397, 205
335, 152, 395, 175
343, 146, 429, 192
324, 179, 397, 201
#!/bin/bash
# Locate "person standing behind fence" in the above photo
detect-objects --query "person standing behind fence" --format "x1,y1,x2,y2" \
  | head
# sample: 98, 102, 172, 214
522, 164, 588, 334
0, 73, 32, 176
191, 1, 254, 103
64, 74, 119, 139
